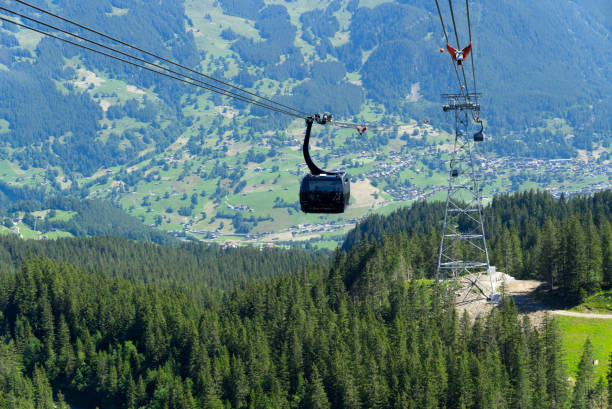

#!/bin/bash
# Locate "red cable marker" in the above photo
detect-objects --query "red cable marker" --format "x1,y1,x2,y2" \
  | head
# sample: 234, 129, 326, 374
446, 42, 472, 66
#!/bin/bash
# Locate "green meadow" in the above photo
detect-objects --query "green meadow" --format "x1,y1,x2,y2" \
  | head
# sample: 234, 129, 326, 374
556, 316, 612, 381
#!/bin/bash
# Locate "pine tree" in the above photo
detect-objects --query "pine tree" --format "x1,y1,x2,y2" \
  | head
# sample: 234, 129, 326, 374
528, 330, 549, 409
39, 287, 56, 369
33, 366, 54, 409
601, 220, 612, 287
57, 314, 77, 380
454, 351, 473, 409
510, 227, 524, 277
304, 365, 330, 409
560, 216, 589, 301
537, 218, 560, 290
514, 334, 532, 408
203, 370, 224, 409
499, 228, 512, 275
56, 391, 70, 409
573, 338, 595, 409
543, 316, 569, 408
125, 375, 137, 409
591, 377, 607, 409
290, 372, 306, 409
583, 213, 602, 293
230, 355, 249, 409
137, 376, 147, 406
341, 373, 361, 409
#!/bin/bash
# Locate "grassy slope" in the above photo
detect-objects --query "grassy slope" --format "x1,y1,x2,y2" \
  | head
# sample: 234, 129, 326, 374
557, 315, 612, 381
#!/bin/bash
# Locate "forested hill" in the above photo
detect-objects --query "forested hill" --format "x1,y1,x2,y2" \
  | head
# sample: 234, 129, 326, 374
0, 184, 176, 245
2, 253, 603, 408
0, 234, 327, 291
343, 189, 612, 250
0, 0, 610, 176
0, 193, 610, 407
0, 0, 198, 174
341, 189, 612, 302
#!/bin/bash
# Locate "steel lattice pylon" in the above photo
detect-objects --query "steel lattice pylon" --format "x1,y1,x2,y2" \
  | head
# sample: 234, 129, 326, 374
436, 93, 496, 302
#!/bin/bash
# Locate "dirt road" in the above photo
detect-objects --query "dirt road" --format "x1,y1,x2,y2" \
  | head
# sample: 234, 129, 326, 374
505, 278, 612, 319
455, 274, 612, 321
547, 310, 612, 319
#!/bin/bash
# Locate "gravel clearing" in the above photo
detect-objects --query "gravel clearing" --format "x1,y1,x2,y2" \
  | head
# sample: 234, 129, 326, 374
453, 272, 612, 325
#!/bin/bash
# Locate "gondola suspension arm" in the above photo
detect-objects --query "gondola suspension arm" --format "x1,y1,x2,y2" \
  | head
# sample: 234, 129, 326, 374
303, 114, 334, 176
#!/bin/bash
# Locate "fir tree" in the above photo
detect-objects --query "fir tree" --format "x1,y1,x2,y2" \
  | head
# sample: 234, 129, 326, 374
561, 216, 588, 302
583, 212, 602, 293
573, 338, 595, 409
537, 218, 560, 289
601, 220, 612, 287
33, 366, 54, 409
542, 316, 569, 408
303, 365, 330, 409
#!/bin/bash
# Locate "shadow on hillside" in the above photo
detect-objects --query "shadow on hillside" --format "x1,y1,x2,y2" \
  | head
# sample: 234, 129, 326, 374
530, 285, 582, 310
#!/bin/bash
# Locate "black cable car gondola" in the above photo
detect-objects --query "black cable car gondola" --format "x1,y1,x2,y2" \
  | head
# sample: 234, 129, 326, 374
473, 121, 484, 142
299, 115, 350, 213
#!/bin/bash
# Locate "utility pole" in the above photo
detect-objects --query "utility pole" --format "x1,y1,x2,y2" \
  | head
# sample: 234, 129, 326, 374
436, 92, 496, 302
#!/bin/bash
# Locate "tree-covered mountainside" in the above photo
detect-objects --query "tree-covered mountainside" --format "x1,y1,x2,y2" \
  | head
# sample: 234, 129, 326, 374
1, 0, 609, 171
3, 254, 608, 409
0, 189, 610, 407
0, 0, 197, 174
342, 189, 612, 303
0, 234, 327, 291
0, 182, 176, 244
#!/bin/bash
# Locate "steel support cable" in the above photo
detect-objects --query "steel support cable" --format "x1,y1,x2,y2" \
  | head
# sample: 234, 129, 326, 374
12, 0, 422, 131
465, 0, 477, 95
0, 16, 305, 119
434, 0, 450, 44
452, 64, 466, 97
0, 7, 305, 119
7, 2, 430, 133
328, 120, 412, 132
465, 0, 480, 122
2, 12, 410, 132
330, 121, 394, 131
13, 0, 311, 117
447, 0, 462, 54
447, 0, 470, 95
434, 0, 466, 97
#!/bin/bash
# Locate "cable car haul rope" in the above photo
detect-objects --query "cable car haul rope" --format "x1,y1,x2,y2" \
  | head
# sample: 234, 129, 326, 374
0, 3, 307, 118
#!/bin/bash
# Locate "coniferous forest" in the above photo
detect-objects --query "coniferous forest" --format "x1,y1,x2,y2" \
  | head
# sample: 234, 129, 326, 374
344, 190, 612, 303
0, 255, 595, 409
0, 190, 611, 408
